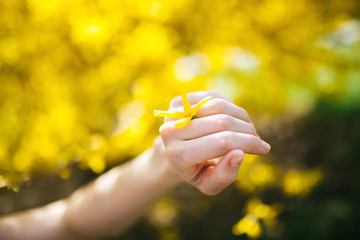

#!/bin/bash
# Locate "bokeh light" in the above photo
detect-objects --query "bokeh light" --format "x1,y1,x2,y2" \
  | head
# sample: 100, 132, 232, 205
1, 0, 360, 239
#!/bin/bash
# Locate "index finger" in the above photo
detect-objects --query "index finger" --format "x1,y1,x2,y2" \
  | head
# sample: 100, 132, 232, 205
170, 90, 232, 108
165, 98, 250, 123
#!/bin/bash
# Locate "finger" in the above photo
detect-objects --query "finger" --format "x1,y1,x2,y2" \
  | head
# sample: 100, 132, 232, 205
177, 131, 270, 167
168, 114, 258, 140
196, 98, 250, 122
196, 149, 244, 196
170, 90, 233, 108
165, 98, 250, 123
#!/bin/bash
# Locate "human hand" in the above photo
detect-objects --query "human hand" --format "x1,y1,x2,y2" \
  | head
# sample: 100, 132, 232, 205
159, 90, 271, 195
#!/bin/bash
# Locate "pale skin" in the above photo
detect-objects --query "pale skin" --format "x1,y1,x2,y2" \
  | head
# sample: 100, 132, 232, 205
0, 90, 271, 239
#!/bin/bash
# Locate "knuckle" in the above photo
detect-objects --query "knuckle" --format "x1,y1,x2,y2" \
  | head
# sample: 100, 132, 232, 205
211, 98, 227, 112
159, 123, 175, 141
218, 131, 234, 152
242, 108, 249, 117
215, 114, 233, 130
208, 89, 219, 96
167, 145, 185, 168
249, 124, 257, 136
240, 107, 250, 121
170, 96, 181, 108
208, 90, 233, 103
159, 124, 169, 137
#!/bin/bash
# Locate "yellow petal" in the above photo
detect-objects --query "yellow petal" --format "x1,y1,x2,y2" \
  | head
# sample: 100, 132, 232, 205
153, 110, 185, 119
191, 96, 211, 116
182, 93, 192, 116
174, 117, 192, 129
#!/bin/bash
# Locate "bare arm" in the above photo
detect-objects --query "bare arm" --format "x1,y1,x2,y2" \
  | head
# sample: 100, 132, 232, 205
0, 90, 270, 239
63, 137, 181, 239
0, 138, 180, 240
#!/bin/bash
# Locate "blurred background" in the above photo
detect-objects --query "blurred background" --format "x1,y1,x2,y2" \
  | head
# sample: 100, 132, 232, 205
1, 0, 360, 239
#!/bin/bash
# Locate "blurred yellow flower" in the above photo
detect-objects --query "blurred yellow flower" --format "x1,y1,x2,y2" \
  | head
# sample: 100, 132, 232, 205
233, 198, 282, 239
149, 197, 178, 227
87, 154, 106, 174
153, 93, 211, 128
246, 198, 282, 226
282, 169, 322, 197
232, 213, 261, 239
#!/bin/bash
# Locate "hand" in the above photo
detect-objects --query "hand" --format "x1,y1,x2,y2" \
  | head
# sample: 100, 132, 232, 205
159, 90, 271, 195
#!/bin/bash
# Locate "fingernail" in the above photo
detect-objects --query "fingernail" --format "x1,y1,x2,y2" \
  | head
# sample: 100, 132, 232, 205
262, 140, 271, 152
231, 156, 242, 168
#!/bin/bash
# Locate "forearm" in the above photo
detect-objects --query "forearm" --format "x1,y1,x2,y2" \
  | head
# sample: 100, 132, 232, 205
0, 200, 72, 240
63, 138, 182, 239
0, 139, 181, 240
0, 90, 270, 240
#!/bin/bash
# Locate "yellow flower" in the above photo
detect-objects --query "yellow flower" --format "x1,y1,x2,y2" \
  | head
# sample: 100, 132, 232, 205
153, 93, 211, 128
232, 214, 261, 239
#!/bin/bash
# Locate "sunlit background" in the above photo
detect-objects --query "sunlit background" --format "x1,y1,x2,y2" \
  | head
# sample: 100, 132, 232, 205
1, 0, 360, 239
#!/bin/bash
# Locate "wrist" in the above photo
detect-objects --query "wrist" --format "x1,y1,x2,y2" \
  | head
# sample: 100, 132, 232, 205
132, 137, 183, 191
152, 136, 183, 186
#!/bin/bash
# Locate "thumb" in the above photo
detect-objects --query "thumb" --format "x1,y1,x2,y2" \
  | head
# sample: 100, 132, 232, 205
200, 149, 244, 195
